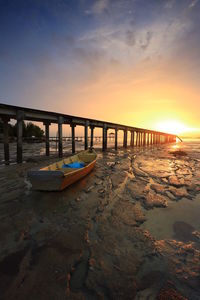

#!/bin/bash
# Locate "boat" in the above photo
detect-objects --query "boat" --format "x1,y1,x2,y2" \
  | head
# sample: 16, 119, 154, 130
28, 149, 97, 191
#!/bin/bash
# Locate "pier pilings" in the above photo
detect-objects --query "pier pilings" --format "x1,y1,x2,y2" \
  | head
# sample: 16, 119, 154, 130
0, 103, 177, 163
44, 121, 50, 156
84, 121, 89, 150
90, 126, 94, 148
115, 128, 118, 150
71, 123, 76, 154
58, 116, 64, 158
123, 129, 127, 148
102, 124, 107, 151
2, 117, 10, 164
16, 110, 24, 163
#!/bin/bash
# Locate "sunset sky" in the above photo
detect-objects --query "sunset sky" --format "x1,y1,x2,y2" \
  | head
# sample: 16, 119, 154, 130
0, 0, 200, 136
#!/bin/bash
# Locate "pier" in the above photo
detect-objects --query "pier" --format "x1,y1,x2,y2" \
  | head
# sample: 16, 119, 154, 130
0, 103, 176, 164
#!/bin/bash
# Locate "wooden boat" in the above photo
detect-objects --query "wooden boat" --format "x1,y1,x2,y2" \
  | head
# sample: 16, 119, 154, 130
28, 149, 97, 191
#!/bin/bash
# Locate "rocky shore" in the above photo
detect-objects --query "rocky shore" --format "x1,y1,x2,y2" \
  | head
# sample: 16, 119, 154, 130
0, 142, 200, 299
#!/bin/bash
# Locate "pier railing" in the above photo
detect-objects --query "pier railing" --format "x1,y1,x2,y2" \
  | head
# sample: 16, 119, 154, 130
0, 103, 176, 164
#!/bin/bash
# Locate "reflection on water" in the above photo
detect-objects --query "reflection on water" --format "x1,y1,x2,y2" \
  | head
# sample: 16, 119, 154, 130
142, 194, 200, 241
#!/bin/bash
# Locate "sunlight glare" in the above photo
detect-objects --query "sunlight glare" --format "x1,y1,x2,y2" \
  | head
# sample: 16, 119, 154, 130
155, 120, 189, 135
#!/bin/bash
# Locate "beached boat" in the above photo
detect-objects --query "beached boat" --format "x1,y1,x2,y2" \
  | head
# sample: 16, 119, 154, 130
28, 149, 97, 191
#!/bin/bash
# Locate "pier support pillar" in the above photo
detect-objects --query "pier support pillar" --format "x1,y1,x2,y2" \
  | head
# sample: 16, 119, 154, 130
115, 128, 118, 150
90, 126, 94, 148
151, 133, 153, 145
17, 110, 24, 163
44, 121, 50, 156
123, 129, 127, 148
147, 133, 149, 146
71, 123, 76, 154
84, 121, 89, 150
102, 124, 107, 151
137, 132, 139, 146
58, 116, 64, 158
143, 132, 146, 146
130, 131, 133, 147
2, 117, 10, 164
130, 131, 134, 148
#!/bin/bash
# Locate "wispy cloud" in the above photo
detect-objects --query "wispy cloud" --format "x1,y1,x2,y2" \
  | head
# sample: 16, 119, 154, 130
140, 31, 153, 50
164, 0, 175, 9
189, 0, 199, 8
86, 0, 109, 15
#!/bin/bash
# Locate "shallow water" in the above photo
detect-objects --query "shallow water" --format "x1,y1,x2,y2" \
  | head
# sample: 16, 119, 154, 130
0, 137, 125, 164
142, 194, 200, 241
142, 139, 200, 241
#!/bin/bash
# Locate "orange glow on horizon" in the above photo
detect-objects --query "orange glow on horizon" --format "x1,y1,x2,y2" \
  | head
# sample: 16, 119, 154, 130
154, 120, 191, 135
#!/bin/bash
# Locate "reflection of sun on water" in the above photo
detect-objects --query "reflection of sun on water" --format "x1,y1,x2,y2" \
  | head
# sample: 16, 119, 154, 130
155, 120, 189, 135
172, 143, 182, 150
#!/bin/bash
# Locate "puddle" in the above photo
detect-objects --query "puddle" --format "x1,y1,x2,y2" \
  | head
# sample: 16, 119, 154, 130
142, 194, 200, 241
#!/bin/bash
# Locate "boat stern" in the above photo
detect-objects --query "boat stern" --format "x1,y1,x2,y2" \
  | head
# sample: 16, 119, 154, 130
27, 170, 64, 191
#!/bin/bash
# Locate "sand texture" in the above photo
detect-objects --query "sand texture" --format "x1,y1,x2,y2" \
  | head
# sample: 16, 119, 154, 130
0, 141, 200, 299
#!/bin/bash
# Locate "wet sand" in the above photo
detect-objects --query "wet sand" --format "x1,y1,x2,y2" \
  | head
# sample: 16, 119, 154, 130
0, 141, 200, 299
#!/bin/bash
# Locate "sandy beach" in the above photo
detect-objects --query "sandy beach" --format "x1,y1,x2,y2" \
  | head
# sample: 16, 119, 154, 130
0, 141, 200, 299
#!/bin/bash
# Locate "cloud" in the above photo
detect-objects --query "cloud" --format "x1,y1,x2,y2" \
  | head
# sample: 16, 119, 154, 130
140, 31, 153, 50
189, 0, 199, 8
164, 0, 176, 9
125, 30, 135, 46
88, 0, 109, 15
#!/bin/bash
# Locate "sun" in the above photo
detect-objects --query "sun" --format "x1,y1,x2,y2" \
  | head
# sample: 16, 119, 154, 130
155, 120, 189, 135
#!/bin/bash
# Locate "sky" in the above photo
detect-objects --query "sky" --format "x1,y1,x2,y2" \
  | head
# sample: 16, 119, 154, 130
0, 0, 200, 136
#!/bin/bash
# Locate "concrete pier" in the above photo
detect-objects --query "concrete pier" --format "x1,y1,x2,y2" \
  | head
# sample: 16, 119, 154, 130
102, 124, 107, 151
44, 121, 50, 156
58, 116, 63, 158
115, 128, 118, 150
0, 103, 177, 163
71, 124, 76, 154
16, 110, 24, 163
2, 117, 10, 164
123, 129, 127, 148
90, 126, 94, 148
130, 131, 134, 148
84, 121, 89, 150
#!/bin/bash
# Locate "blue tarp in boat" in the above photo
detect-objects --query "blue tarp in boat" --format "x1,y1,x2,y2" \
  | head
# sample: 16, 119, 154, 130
62, 162, 85, 168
